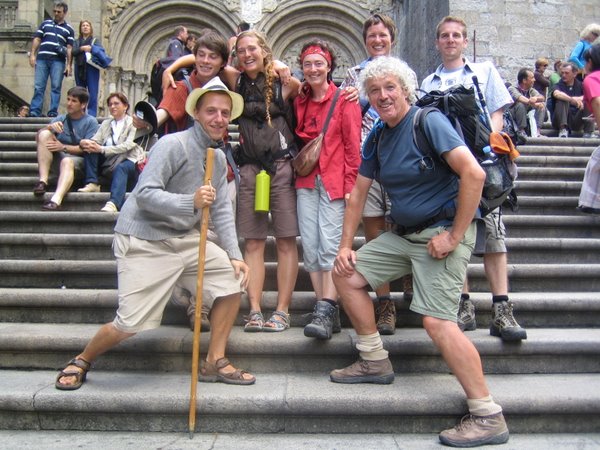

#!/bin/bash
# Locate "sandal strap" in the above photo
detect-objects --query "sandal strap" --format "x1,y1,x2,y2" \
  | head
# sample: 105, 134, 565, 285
214, 357, 231, 370
67, 357, 91, 372
268, 310, 290, 327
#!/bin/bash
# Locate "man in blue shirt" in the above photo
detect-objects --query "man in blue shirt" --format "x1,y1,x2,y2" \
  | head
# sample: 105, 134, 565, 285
28, 2, 75, 117
33, 86, 98, 210
331, 56, 509, 448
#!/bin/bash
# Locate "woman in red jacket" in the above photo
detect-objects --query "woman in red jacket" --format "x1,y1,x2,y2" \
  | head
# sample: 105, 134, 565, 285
294, 40, 361, 340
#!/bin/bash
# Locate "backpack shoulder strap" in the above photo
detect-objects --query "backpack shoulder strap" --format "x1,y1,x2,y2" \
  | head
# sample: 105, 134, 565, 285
183, 75, 193, 94
412, 106, 436, 159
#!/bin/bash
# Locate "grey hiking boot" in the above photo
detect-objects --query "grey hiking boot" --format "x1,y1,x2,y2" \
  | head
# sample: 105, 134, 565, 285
439, 412, 509, 447
376, 298, 396, 335
490, 301, 527, 341
304, 300, 339, 339
330, 357, 394, 384
457, 298, 476, 332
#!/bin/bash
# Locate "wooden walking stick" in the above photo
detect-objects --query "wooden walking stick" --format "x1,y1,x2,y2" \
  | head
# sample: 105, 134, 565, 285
189, 147, 215, 438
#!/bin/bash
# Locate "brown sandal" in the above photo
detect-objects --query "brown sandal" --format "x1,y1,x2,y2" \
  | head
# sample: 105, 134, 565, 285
55, 358, 91, 390
199, 357, 255, 385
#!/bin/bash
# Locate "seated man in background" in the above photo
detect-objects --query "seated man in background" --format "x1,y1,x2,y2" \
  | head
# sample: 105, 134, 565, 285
508, 68, 547, 139
33, 86, 99, 210
551, 62, 595, 138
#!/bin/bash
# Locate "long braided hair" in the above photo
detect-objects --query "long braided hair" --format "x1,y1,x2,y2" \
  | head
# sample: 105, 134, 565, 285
236, 30, 275, 126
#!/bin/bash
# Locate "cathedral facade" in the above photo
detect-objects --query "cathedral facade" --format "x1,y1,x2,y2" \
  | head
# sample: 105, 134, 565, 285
0, 0, 598, 115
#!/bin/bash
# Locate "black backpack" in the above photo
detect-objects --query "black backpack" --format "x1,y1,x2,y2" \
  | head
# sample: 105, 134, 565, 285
411, 106, 516, 216
414, 85, 516, 216
149, 56, 192, 105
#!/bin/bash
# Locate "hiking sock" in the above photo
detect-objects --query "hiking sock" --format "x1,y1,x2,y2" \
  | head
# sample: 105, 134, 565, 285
467, 395, 503, 416
492, 295, 509, 304
356, 331, 388, 361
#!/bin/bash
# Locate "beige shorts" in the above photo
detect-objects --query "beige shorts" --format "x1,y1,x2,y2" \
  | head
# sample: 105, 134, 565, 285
112, 231, 242, 333
49, 152, 84, 185
483, 209, 507, 254
362, 179, 391, 218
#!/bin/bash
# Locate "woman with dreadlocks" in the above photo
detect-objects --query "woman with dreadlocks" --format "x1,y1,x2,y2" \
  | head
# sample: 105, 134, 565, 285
233, 30, 302, 333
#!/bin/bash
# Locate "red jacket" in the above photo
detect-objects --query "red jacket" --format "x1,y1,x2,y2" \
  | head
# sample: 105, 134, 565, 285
294, 82, 361, 200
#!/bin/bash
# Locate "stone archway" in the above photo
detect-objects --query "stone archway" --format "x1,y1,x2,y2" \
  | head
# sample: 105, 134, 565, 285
256, 0, 379, 82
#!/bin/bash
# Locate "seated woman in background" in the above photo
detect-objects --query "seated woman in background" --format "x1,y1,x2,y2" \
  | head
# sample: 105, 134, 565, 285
78, 92, 144, 213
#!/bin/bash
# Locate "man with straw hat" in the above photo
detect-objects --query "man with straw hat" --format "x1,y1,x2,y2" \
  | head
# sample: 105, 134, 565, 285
54, 77, 254, 390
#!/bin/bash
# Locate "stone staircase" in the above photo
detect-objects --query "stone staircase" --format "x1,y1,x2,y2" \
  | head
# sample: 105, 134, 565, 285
1, 116, 600, 437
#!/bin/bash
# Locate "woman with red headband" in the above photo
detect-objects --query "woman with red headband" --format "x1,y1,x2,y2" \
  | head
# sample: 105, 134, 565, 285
295, 39, 361, 340
234, 30, 302, 333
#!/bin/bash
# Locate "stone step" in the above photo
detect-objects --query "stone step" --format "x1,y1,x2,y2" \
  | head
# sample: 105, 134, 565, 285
1, 289, 597, 329
502, 214, 600, 238
2, 322, 600, 375
502, 195, 581, 215
3, 431, 600, 450
515, 167, 584, 181
1, 369, 599, 433
0, 176, 40, 192
0, 131, 37, 141
1, 258, 600, 291
514, 180, 582, 196
0, 192, 117, 211
0, 211, 117, 234
0, 151, 37, 162
517, 154, 591, 168
0, 141, 37, 150
2, 231, 598, 264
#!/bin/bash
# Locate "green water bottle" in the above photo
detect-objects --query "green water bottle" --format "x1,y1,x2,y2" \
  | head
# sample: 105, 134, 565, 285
254, 170, 270, 212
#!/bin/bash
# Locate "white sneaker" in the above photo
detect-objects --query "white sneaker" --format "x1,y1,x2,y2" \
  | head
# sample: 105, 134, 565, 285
78, 183, 100, 193
100, 201, 118, 212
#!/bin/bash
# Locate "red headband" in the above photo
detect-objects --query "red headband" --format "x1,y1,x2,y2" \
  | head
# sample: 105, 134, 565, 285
301, 45, 331, 66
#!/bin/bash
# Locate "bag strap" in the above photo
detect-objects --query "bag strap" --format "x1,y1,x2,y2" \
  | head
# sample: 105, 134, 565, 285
321, 88, 341, 137
64, 116, 79, 145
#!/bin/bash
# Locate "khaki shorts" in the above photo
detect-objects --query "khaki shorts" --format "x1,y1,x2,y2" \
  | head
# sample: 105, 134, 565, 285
483, 209, 507, 254
112, 231, 242, 333
362, 179, 391, 218
49, 152, 84, 185
237, 161, 299, 239
355, 224, 476, 322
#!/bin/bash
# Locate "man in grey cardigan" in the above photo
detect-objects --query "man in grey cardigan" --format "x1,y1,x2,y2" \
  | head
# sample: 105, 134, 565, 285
55, 77, 255, 389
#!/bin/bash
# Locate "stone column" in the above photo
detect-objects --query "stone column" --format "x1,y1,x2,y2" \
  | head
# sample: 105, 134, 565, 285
120, 70, 135, 105
133, 74, 147, 106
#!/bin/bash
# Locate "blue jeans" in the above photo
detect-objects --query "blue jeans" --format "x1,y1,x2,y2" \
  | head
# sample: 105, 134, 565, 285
75, 65, 100, 117
30, 58, 66, 117
82, 152, 103, 184
110, 160, 138, 209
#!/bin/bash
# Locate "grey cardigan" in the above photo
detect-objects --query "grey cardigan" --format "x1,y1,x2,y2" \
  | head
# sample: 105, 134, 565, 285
115, 122, 242, 261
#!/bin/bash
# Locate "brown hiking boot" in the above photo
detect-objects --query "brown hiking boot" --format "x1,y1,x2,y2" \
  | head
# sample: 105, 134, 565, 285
457, 298, 476, 332
330, 357, 394, 384
401, 274, 413, 301
439, 412, 509, 447
490, 301, 527, 341
375, 298, 396, 335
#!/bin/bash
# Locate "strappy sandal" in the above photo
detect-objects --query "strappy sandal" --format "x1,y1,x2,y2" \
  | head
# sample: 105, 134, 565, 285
55, 357, 91, 391
263, 310, 290, 332
199, 357, 256, 385
244, 310, 264, 332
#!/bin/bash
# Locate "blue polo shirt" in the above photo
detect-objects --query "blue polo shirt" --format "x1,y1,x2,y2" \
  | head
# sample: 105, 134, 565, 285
34, 19, 75, 60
